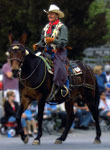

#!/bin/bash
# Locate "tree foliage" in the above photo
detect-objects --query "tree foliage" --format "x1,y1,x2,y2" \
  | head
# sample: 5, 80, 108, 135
0, 0, 107, 63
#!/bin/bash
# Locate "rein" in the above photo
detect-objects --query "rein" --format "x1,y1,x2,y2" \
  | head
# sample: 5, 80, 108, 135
9, 43, 47, 90
9, 57, 23, 63
20, 58, 41, 81
19, 56, 47, 90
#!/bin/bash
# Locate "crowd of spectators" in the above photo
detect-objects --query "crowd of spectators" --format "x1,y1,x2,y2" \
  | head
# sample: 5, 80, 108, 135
93, 63, 110, 123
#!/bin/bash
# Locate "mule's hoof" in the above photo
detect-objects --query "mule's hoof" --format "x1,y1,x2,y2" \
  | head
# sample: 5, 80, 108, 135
32, 140, 40, 145
93, 139, 101, 144
23, 136, 29, 144
54, 139, 62, 144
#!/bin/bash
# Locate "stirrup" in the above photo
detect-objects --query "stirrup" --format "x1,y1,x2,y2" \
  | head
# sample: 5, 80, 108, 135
61, 85, 69, 97
46, 83, 59, 102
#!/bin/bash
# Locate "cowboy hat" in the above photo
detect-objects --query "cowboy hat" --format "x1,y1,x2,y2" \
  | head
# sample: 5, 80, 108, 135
43, 4, 64, 18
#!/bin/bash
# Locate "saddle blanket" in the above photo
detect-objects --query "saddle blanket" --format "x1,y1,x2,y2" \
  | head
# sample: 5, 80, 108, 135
72, 67, 82, 75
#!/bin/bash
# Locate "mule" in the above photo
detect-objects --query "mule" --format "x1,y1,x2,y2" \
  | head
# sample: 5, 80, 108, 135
8, 33, 101, 145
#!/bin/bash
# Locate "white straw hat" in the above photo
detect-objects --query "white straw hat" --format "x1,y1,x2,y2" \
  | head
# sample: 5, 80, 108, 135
44, 4, 64, 18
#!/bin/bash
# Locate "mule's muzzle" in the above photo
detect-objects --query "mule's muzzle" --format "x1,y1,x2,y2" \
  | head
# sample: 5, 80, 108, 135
12, 69, 19, 78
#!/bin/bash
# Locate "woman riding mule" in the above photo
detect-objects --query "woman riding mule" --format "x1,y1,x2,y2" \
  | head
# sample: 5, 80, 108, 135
33, 4, 69, 97
8, 33, 101, 145
7, 4, 101, 146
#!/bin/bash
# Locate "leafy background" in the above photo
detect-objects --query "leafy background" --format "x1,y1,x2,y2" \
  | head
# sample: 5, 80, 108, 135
0, 0, 109, 65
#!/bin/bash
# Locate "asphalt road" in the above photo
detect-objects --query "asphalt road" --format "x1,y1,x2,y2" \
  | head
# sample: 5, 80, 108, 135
0, 129, 110, 150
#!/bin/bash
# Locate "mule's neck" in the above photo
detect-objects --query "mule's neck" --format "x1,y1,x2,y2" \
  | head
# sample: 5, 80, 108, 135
21, 53, 39, 77
20, 53, 53, 93
20, 53, 47, 89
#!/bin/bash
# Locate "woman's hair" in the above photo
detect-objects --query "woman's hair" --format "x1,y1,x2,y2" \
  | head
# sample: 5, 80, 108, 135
2, 91, 15, 106
93, 65, 102, 74
6, 91, 15, 98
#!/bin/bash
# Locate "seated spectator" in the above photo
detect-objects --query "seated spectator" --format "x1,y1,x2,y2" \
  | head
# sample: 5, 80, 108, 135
93, 65, 105, 94
105, 83, 110, 101
2, 91, 19, 124
21, 104, 37, 136
44, 103, 67, 132
30, 101, 38, 120
44, 103, 57, 118
99, 91, 110, 118
74, 99, 93, 130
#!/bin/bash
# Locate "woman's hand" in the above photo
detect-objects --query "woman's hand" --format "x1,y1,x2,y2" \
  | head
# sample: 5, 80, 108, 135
45, 37, 54, 44
33, 44, 38, 51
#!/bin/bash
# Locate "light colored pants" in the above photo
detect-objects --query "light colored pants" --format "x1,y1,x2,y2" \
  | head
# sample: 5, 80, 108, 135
21, 118, 37, 132
27, 120, 37, 133
4, 89, 20, 103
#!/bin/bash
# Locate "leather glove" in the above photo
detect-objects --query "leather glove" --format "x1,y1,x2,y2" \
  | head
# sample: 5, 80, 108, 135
33, 44, 38, 51
45, 37, 54, 44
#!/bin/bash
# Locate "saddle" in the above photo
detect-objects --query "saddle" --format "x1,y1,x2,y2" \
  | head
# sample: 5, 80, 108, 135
41, 53, 83, 76
35, 52, 83, 102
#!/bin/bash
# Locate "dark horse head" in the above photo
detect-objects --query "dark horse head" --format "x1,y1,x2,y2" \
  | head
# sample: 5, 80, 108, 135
8, 33, 28, 78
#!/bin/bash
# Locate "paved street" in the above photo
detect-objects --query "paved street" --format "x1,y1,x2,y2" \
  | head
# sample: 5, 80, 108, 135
0, 129, 110, 150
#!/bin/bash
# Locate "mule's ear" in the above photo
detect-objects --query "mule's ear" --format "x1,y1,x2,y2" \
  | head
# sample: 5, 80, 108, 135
19, 33, 27, 45
8, 33, 14, 44
25, 49, 29, 55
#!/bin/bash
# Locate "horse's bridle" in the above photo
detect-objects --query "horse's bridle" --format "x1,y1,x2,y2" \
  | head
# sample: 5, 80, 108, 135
8, 43, 26, 66
9, 57, 24, 63
9, 43, 47, 89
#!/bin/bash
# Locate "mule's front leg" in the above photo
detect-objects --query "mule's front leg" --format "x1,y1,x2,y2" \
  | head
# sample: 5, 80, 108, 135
16, 96, 30, 144
32, 98, 45, 145
16, 105, 28, 143
55, 101, 74, 144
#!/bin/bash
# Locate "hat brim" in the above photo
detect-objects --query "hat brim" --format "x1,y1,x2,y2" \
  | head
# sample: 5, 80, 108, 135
48, 10, 64, 18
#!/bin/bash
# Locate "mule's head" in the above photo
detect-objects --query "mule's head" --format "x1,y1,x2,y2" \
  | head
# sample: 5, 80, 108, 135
8, 33, 28, 78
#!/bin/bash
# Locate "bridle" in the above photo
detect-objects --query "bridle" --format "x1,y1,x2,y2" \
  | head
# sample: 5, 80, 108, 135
9, 43, 47, 89
8, 43, 25, 66
9, 57, 24, 63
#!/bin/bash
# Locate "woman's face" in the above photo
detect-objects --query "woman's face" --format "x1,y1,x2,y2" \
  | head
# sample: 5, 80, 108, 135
48, 12, 58, 22
98, 69, 102, 75
8, 94, 15, 102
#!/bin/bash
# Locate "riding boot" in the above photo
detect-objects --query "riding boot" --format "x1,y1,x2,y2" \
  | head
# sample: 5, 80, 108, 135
46, 83, 59, 102
61, 79, 70, 97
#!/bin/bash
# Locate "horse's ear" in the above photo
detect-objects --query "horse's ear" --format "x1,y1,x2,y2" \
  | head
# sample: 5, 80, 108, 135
8, 33, 14, 44
19, 33, 27, 45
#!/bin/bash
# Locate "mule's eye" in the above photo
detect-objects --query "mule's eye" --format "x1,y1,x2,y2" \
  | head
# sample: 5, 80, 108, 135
10, 52, 14, 57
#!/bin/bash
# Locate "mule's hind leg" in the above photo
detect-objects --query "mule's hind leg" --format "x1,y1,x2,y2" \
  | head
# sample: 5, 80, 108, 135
55, 100, 74, 144
88, 104, 101, 144
86, 88, 101, 144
